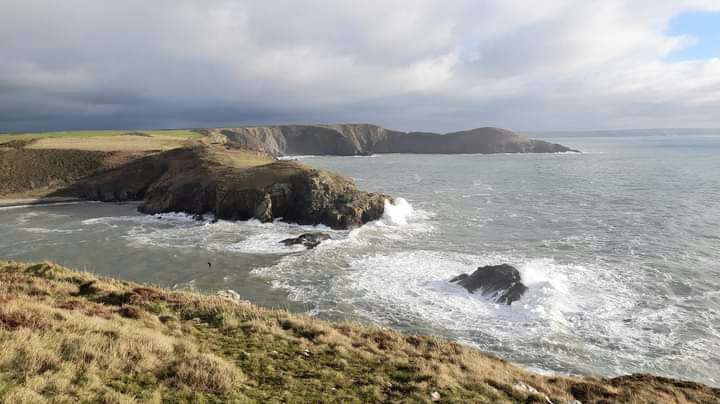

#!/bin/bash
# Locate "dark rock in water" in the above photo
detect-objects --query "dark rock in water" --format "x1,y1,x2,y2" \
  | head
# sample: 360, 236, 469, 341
192, 214, 205, 221
450, 264, 527, 305
281, 233, 330, 249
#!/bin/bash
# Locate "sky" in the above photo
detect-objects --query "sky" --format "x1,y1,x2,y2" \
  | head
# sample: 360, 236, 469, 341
1, 0, 720, 133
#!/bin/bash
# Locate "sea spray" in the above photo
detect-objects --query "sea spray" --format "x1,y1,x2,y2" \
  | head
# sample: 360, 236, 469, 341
381, 198, 414, 226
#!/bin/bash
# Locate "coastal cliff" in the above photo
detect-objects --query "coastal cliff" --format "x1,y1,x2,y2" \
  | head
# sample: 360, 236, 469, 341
55, 146, 388, 229
0, 141, 388, 229
197, 124, 576, 156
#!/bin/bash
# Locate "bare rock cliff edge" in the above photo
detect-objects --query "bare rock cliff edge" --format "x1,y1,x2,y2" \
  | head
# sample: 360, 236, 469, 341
54, 146, 388, 229
197, 124, 577, 156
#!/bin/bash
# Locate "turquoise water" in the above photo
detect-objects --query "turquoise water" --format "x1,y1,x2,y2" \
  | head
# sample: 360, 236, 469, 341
2, 134, 719, 385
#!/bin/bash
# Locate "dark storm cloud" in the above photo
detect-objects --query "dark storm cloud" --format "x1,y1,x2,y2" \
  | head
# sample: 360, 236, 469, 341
1, 0, 720, 132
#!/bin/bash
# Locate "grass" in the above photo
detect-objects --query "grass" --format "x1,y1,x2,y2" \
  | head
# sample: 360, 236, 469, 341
1, 129, 200, 141
0, 130, 201, 152
0, 149, 132, 197
1, 261, 718, 403
207, 148, 274, 168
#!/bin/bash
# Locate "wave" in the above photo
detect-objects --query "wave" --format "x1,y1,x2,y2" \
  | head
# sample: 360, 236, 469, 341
381, 198, 413, 226
255, 246, 712, 380
22, 227, 81, 234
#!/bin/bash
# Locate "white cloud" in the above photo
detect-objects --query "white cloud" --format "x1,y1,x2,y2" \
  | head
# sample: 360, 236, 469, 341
0, 0, 719, 131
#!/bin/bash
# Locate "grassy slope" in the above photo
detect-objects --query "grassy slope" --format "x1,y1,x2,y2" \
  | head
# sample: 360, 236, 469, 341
0, 141, 273, 198
0, 130, 200, 152
1, 130, 200, 141
1, 261, 718, 404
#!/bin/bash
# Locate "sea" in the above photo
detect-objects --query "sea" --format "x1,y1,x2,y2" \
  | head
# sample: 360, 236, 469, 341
2, 133, 719, 386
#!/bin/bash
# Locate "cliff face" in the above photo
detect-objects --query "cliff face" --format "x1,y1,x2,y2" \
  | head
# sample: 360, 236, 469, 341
0, 148, 145, 197
57, 146, 388, 229
197, 125, 576, 156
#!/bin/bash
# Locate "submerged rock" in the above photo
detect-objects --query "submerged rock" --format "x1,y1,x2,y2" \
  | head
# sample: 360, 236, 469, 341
450, 264, 527, 305
281, 233, 330, 249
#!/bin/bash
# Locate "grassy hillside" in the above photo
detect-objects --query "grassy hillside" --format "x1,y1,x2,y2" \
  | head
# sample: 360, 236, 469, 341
0, 130, 200, 152
1, 261, 718, 403
0, 143, 272, 199
1, 129, 199, 141
0, 149, 132, 197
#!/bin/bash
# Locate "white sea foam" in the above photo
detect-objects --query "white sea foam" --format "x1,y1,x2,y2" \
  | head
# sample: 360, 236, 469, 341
380, 198, 413, 226
255, 248, 653, 367
22, 227, 81, 234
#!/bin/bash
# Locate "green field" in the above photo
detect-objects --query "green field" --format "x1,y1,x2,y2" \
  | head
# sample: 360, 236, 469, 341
0, 129, 203, 152
1, 129, 200, 141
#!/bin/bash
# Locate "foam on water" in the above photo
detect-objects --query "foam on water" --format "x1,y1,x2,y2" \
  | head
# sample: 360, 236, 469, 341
254, 241, 713, 379
380, 198, 413, 226
4, 137, 720, 386
342, 251, 604, 328
22, 227, 81, 234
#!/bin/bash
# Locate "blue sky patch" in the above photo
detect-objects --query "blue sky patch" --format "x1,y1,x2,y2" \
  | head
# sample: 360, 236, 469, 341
666, 11, 720, 61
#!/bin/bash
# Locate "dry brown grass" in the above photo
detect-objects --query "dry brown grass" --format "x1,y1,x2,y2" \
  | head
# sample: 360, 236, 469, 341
0, 260, 718, 403
206, 147, 274, 168
0, 148, 148, 197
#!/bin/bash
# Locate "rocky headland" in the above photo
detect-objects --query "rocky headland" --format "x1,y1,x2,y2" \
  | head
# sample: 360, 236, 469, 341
197, 124, 578, 156
4, 122, 574, 228
0, 139, 388, 229
55, 146, 388, 229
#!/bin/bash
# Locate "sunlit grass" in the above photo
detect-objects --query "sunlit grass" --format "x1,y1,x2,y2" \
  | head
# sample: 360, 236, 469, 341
2, 129, 200, 141
0, 260, 717, 403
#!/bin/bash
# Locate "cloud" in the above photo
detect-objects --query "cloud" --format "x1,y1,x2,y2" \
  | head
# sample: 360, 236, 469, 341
1, 0, 719, 132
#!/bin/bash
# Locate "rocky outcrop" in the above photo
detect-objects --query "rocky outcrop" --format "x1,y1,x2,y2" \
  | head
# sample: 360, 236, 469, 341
281, 233, 331, 249
197, 124, 577, 156
451, 264, 527, 305
57, 146, 388, 229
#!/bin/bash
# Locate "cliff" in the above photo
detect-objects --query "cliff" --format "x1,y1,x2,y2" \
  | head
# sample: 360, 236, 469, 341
197, 124, 577, 156
53, 146, 387, 229
0, 148, 143, 197
1, 260, 717, 403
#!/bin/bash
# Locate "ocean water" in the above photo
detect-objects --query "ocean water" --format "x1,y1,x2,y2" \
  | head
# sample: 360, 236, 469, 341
1, 134, 719, 386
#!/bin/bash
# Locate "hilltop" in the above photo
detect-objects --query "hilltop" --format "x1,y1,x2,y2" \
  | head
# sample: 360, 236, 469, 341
198, 124, 577, 155
0, 133, 387, 229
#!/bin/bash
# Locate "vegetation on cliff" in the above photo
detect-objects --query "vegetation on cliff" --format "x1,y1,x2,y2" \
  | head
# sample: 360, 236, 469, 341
0, 148, 142, 198
55, 146, 387, 229
0, 261, 717, 403
1, 135, 388, 229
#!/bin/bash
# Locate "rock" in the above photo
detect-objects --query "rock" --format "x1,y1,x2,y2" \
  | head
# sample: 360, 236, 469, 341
430, 391, 441, 401
62, 146, 389, 229
281, 233, 330, 249
217, 290, 242, 303
197, 124, 577, 156
450, 264, 527, 305
77, 281, 99, 296
513, 381, 553, 403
